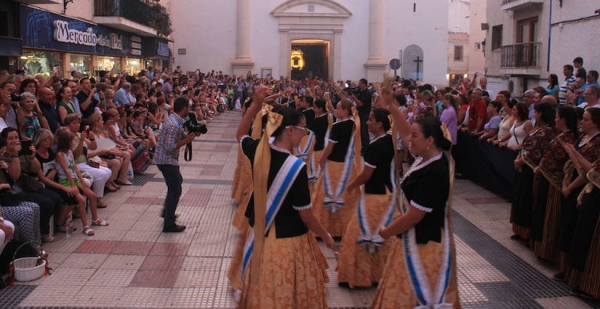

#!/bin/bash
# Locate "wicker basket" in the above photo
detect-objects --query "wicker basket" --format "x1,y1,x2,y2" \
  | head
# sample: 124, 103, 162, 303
13, 257, 46, 282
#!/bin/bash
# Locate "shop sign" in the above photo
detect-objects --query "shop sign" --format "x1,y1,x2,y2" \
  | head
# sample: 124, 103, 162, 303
21, 5, 141, 57
157, 42, 170, 57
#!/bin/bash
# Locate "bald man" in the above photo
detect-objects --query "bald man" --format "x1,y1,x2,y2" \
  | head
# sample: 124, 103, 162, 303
540, 95, 557, 106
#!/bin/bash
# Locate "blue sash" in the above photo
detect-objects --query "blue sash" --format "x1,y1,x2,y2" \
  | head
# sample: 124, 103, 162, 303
323, 134, 355, 213
241, 155, 305, 281
356, 161, 396, 254
400, 153, 453, 309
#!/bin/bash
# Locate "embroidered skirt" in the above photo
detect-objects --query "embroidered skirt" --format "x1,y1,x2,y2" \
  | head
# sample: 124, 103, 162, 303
232, 187, 252, 231
510, 165, 535, 240
312, 160, 358, 237
578, 189, 600, 298
228, 224, 250, 292
232, 146, 252, 204
309, 150, 323, 197
532, 177, 563, 262
370, 233, 460, 309
337, 192, 396, 288
238, 230, 329, 309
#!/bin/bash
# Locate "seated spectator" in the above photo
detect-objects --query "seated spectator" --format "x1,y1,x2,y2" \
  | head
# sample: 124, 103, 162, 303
476, 101, 503, 141
0, 213, 15, 255
89, 113, 132, 186
54, 128, 109, 236
37, 87, 60, 133
64, 114, 115, 205
1, 128, 60, 243
0, 137, 42, 253
499, 102, 533, 150
34, 129, 76, 233
19, 92, 48, 140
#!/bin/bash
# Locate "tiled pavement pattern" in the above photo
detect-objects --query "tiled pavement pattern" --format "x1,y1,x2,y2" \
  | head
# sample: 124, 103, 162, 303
1, 111, 599, 309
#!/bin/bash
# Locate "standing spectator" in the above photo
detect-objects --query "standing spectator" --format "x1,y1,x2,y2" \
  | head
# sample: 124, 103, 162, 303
352, 78, 372, 156
57, 86, 77, 125
576, 70, 599, 106
579, 85, 600, 110
440, 94, 458, 145
547, 74, 560, 99
155, 97, 201, 233
37, 87, 60, 133
573, 57, 587, 91
559, 65, 576, 105
466, 88, 487, 133
0, 81, 23, 129
75, 78, 99, 126
19, 92, 48, 140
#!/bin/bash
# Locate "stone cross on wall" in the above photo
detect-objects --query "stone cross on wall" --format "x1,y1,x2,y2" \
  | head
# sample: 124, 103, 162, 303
402, 44, 424, 81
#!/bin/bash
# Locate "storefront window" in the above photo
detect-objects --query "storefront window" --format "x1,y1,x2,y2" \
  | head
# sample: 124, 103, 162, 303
70, 54, 92, 77
125, 58, 142, 76
21, 50, 63, 77
96, 56, 121, 73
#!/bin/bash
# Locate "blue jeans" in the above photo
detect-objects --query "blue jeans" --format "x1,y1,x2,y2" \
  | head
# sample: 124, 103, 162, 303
157, 164, 183, 226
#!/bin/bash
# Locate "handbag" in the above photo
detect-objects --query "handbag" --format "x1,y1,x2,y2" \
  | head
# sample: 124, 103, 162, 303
100, 153, 116, 160
19, 174, 44, 192
0, 183, 24, 206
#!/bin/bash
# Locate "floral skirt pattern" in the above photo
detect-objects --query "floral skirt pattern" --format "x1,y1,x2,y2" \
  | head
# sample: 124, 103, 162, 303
337, 192, 397, 288
371, 233, 460, 309
238, 229, 329, 309
312, 160, 358, 237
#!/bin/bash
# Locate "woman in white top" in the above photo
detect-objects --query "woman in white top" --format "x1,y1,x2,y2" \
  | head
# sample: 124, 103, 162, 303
499, 102, 532, 150
490, 99, 516, 144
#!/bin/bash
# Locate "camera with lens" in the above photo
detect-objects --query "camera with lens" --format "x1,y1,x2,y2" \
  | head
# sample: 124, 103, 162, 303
343, 87, 359, 95
184, 112, 208, 134
10, 92, 21, 102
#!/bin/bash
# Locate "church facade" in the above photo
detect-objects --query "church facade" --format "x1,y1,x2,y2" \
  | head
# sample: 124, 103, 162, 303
170, 0, 449, 85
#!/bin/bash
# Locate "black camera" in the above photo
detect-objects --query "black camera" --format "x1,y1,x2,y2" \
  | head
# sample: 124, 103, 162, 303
10, 92, 21, 102
184, 112, 208, 134
343, 87, 359, 95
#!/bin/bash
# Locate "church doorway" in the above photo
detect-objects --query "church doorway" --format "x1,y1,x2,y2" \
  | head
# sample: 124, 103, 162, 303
290, 40, 329, 80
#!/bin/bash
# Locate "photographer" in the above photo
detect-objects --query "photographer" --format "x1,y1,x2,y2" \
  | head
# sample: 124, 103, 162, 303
155, 97, 203, 233
0, 81, 25, 129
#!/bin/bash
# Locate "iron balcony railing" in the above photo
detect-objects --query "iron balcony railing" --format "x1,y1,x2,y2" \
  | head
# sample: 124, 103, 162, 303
94, 0, 154, 28
501, 42, 541, 68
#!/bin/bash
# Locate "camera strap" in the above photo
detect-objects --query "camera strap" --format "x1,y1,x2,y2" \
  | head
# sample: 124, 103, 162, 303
184, 142, 193, 161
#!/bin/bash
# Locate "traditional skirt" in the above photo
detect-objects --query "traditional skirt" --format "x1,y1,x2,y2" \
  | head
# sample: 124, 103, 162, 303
510, 165, 535, 240
232, 146, 252, 204
578, 189, 600, 298
312, 160, 358, 237
238, 229, 329, 309
228, 224, 250, 292
232, 187, 252, 231
370, 232, 460, 309
532, 176, 563, 262
568, 187, 600, 272
337, 192, 396, 288
557, 185, 584, 252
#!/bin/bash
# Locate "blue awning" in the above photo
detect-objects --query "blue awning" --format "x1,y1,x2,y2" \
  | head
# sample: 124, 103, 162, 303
0, 37, 22, 56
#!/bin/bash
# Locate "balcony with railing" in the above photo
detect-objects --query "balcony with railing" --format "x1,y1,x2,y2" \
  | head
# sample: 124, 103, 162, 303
500, 42, 542, 75
93, 0, 160, 36
501, 0, 544, 11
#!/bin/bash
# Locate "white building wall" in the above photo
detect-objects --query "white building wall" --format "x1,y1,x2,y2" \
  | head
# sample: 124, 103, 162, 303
448, 0, 471, 33
468, 0, 486, 77
549, 2, 600, 77
170, 0, 448, 85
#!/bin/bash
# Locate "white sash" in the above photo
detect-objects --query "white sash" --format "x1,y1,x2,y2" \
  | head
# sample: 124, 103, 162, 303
400, 153, 453, 309
323, 134, 356, 213
356, 161, 397, 254
241, 156, 305, 281
295, 130, 314, 161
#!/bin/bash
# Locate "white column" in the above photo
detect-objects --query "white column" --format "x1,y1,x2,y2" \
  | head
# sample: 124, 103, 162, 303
364, 0, 386, 81
366, 0, 384, 63
232, 0, 254, 75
